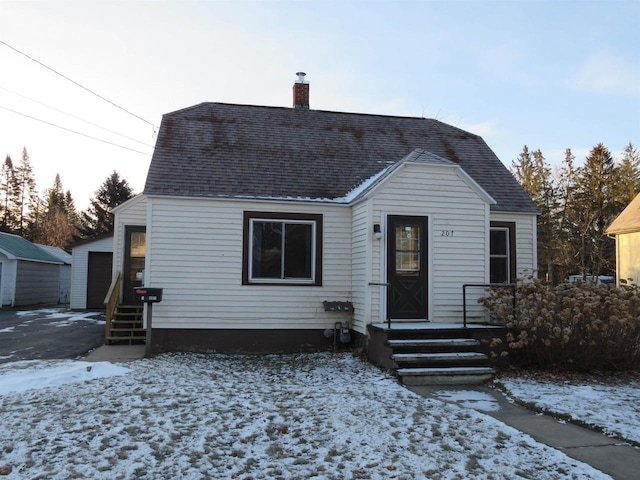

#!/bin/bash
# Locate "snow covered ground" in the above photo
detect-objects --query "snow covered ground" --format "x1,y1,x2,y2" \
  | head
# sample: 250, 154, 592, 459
0, 353, 613, 479
498, 373, 640, 445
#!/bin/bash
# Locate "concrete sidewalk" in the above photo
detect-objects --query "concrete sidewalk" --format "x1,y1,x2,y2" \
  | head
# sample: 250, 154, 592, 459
409, 384, 640, 480
82, 344, 146, 362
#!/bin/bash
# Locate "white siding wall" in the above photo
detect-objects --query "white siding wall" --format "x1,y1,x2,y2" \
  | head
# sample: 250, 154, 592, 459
0, 256, 17, 306
351, 201, 371, 333
113, 195, 148, 283
490, 212, 537, 279
146, 197, 353, 330
70, 236, 114, 309
366, 164, 491, 325
617, 231, 640, 286
59, 265, 71, 304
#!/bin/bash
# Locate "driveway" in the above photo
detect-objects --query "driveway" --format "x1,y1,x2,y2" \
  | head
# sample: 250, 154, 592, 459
0, 308, 105, 363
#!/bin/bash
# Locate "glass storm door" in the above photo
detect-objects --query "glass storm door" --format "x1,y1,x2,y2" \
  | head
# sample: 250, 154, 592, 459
123, 226, 146, 304
387, 216, 428, 320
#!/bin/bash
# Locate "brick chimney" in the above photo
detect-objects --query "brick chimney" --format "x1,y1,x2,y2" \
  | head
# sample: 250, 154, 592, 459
293, 72, 309, 110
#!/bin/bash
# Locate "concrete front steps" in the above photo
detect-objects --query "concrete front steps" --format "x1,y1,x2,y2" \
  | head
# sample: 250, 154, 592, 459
368, 323, 504, 385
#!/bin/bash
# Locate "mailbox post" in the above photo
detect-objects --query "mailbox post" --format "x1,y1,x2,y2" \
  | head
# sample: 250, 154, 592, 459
133, 287, 163, 356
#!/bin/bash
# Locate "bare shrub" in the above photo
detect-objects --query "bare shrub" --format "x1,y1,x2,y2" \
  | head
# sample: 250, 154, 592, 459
483, 279, 640, 371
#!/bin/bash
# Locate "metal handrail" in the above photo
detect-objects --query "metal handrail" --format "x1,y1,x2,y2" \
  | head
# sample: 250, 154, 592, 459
462, 283, 515, 328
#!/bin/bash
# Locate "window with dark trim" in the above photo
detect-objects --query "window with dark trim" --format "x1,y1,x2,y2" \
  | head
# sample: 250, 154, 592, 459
490, 222, 516, 284
242, 212, 323, 285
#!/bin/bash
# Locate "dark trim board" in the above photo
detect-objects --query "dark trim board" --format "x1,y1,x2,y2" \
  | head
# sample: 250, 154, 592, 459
149, 328, 361, 354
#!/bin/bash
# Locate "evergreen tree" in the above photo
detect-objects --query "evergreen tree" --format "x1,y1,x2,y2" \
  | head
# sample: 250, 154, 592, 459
569, 144, 618, 277
614, 142, 640, 205
511, 146, 559, 282
0, 156, 17, 232
13, 147, 37, 236
76, 171, 134, 239
30, 174, 77, 248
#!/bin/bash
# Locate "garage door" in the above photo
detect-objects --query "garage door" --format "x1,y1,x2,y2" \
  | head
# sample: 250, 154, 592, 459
87, 252, 113, 309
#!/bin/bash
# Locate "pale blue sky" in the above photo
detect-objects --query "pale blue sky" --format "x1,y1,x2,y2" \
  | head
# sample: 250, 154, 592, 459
0, 0, 638, 209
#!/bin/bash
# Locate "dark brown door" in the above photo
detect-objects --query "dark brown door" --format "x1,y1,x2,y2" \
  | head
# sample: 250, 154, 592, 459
123, 226, 146, 305
87, 252, 113, 309
387, 216, 428, 320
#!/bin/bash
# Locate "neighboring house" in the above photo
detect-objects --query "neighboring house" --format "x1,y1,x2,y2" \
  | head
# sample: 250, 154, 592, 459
111, 74, 539, 354
606, 193, 640, 286
37, 244, 72, 304
70, 234, 114, 309
0, 232, 63, 307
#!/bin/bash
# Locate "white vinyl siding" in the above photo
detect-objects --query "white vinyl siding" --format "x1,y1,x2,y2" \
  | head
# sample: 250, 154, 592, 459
616, 231, 639, 287
367, 163, 491, 324
490, 212, 537, 280
0, 257, 17, 306
113, 195, 148, 287
145, 197, 352, 330
70, 236, 114, 309
351, 201, 371, 333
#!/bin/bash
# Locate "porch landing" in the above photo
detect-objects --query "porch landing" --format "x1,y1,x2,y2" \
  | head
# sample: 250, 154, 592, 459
368, 322, 506, 385
369, 322, 503, 330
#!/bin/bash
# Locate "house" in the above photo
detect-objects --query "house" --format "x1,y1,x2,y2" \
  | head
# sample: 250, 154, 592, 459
606, 193, 640, 287
110, 73, 539, 359
70, 234, 114, 309
37, 244, 72, 303
0, 232, 64, 307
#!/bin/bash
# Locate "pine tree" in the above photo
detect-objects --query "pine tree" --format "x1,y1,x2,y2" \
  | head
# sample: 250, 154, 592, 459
511, 146, 559, 282
30, 174, 77, 248
571, 143, 618, 277
76, 171, 134, 239
13, 147, 37, 236
614, 142, 640, 205
0, 156, 17, 232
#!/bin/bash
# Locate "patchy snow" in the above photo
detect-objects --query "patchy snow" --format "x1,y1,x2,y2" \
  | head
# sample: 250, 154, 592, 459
0, 353, 610, 479
12, 308, 104, 327
0, 326, 14, 333
0, 360, 130, 395
499, 375, 640, 445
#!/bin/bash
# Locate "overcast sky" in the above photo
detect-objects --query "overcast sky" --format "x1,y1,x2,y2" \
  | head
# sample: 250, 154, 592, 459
0, 0, 638, 210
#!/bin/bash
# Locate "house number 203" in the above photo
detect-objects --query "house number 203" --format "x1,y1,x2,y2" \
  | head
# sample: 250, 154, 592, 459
441, 230, 454, 237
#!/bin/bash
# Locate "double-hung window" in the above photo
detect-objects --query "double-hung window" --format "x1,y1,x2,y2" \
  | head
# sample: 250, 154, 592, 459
243, 212, 323, 285
490, 222, 516, 284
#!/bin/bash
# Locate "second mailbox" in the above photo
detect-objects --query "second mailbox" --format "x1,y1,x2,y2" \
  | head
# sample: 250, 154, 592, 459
134, 287, 163, 303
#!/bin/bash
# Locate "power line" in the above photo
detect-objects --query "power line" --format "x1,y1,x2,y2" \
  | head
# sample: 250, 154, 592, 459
0, 39, 156, 129
0, 85, 154, 148
0, 105, 152, 156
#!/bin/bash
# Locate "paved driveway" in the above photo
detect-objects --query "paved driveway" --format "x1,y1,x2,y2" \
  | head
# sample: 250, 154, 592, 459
0, 308, 105, 364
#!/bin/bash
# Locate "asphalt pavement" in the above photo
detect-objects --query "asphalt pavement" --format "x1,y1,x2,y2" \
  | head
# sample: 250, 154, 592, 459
0, 307, 105, 363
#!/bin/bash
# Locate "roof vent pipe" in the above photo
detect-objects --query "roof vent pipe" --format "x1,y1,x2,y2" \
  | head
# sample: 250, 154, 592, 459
293, 72, 310, 110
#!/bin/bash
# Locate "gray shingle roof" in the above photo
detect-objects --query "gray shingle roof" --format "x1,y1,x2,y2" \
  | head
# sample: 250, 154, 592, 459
144, 103, 538, 213
0, 233, 63, 264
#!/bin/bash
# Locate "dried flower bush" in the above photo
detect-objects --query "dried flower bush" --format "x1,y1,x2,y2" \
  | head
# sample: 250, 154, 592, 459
482, 279, 640, 371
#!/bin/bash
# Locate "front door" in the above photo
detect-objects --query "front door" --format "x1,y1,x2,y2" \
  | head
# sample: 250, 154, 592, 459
123, 226, 146, 305
387, 215, 428, 320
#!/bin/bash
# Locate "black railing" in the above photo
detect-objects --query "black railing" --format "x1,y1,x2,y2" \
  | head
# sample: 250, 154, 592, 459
462, 283, 516, 328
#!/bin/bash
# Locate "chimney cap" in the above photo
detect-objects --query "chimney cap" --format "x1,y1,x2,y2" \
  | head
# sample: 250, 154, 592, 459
296, 72, 307, 83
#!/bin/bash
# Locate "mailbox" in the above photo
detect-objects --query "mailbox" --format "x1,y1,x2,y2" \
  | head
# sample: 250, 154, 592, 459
134, 287, 163, 303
